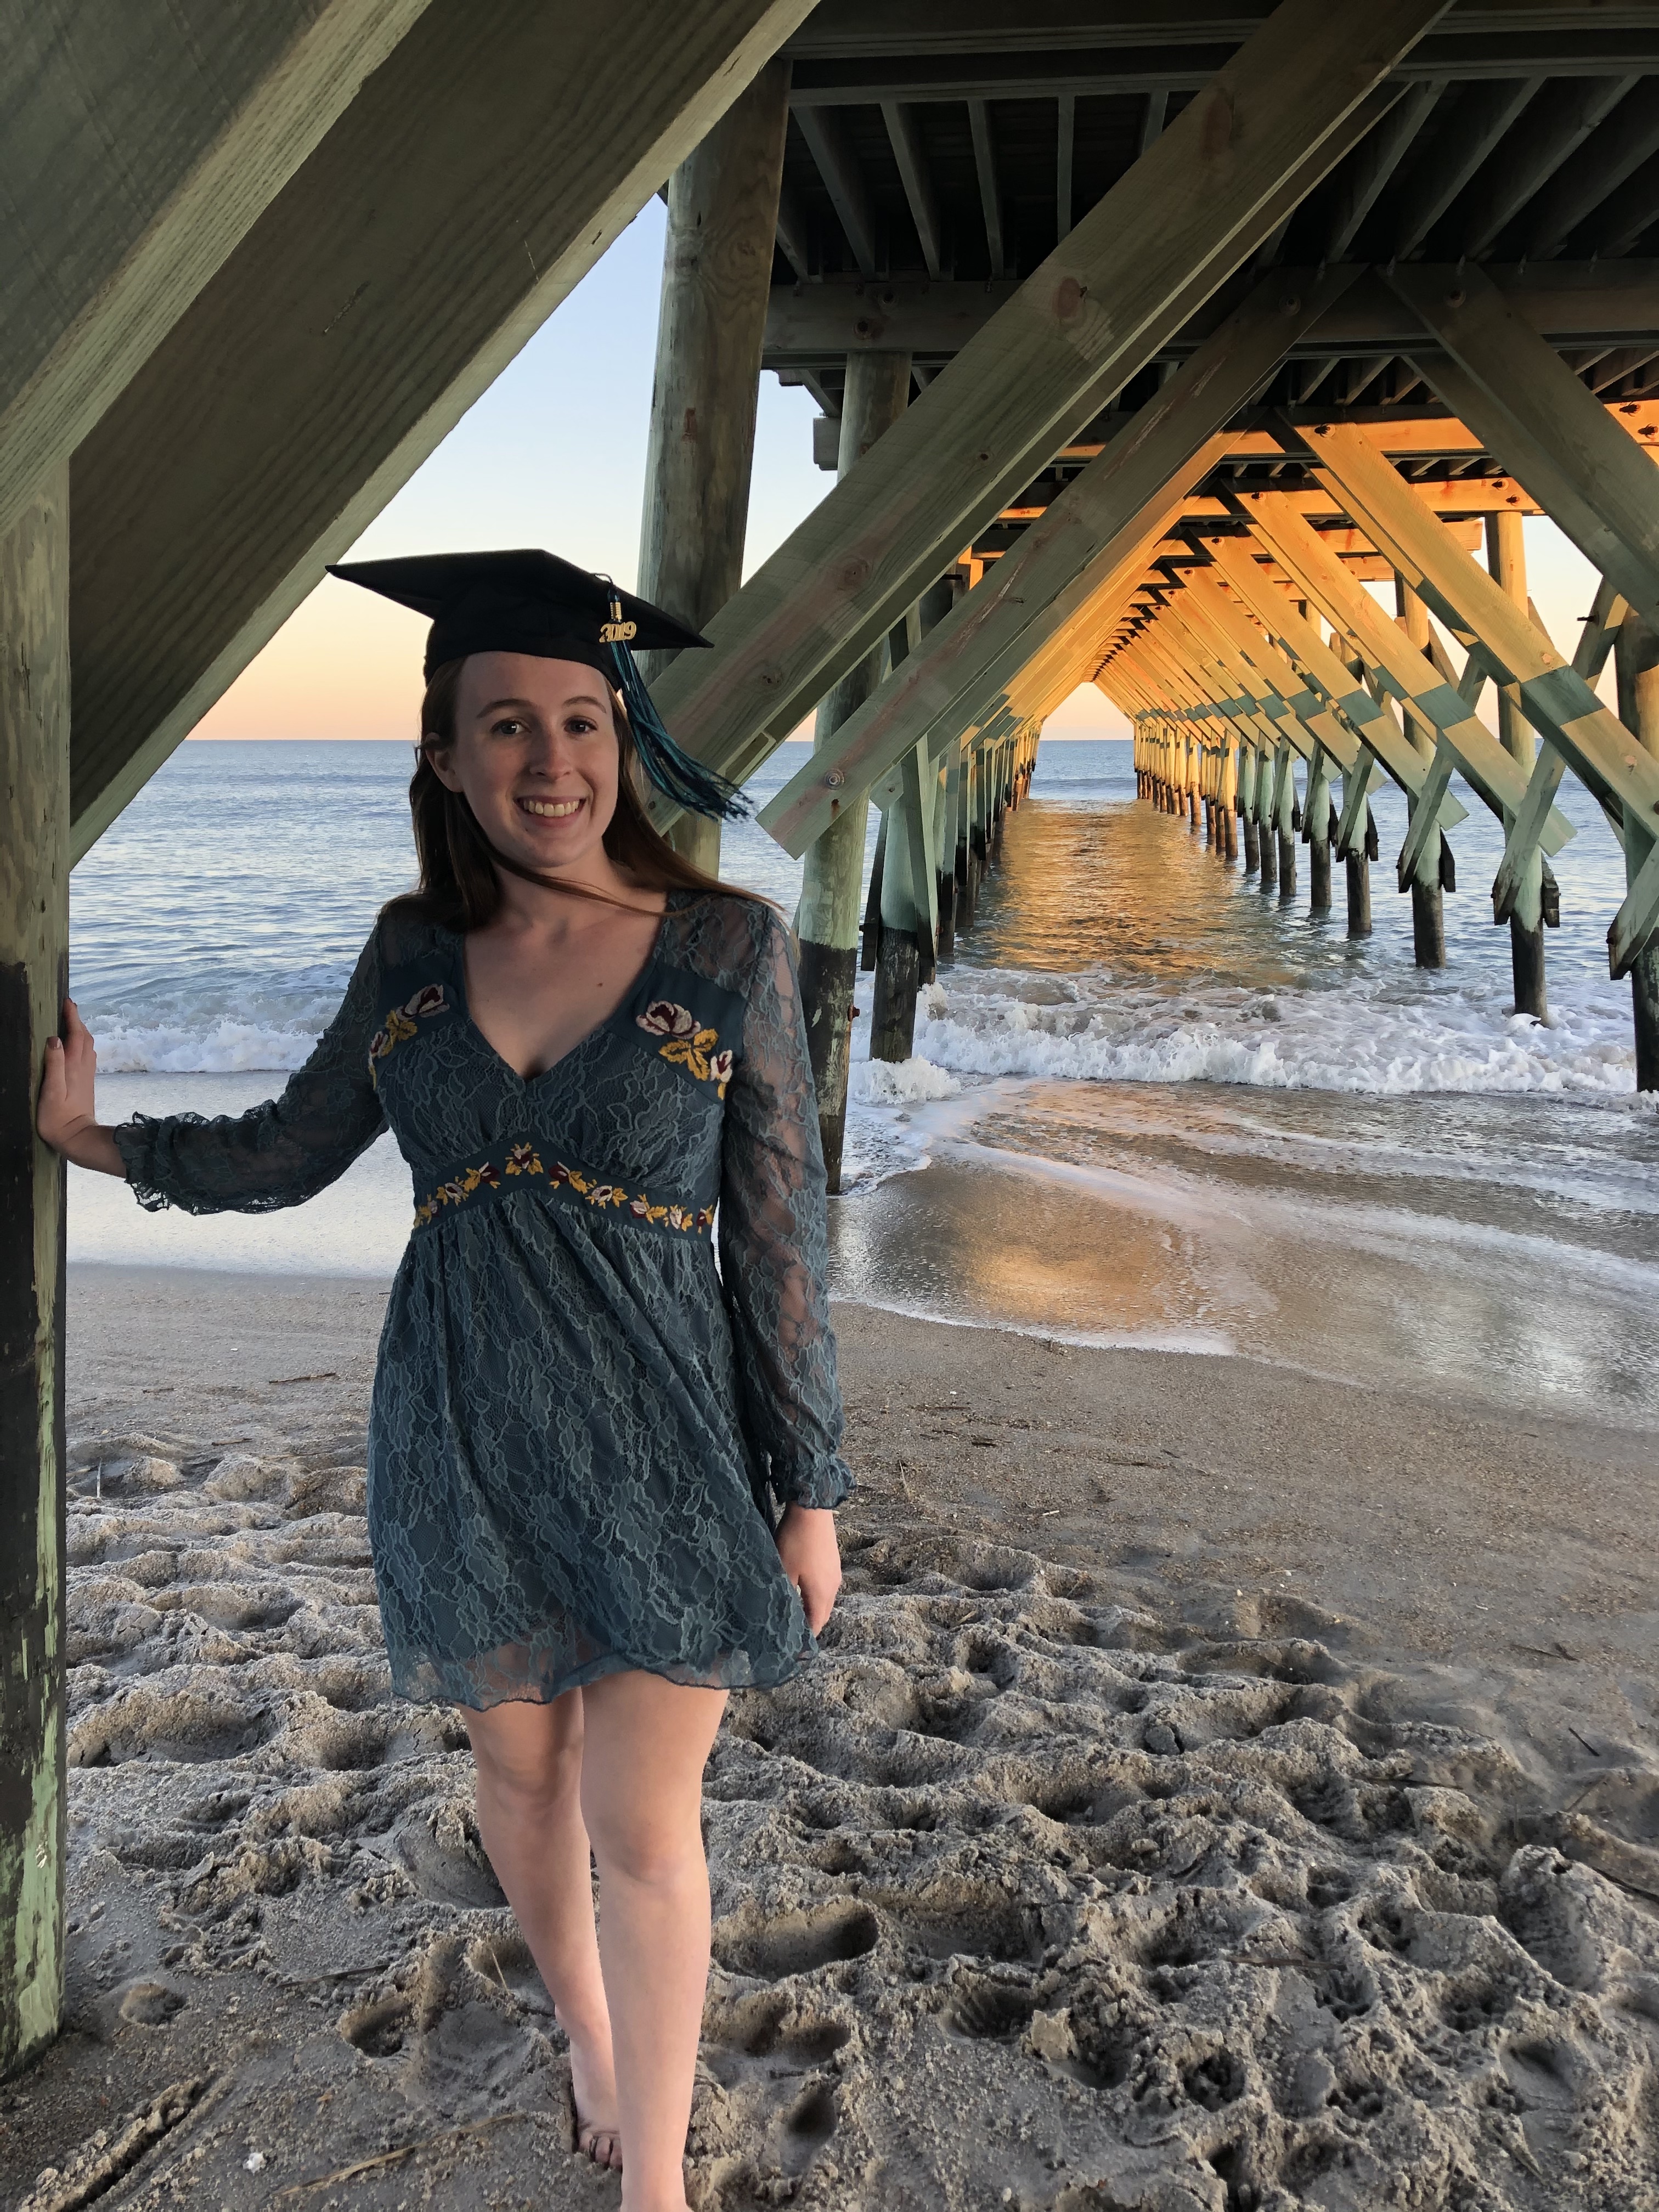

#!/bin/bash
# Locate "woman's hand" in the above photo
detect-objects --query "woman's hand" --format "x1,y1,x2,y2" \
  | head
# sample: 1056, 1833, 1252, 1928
775, 1504, 842, 1635
37, 1001, 126, 1176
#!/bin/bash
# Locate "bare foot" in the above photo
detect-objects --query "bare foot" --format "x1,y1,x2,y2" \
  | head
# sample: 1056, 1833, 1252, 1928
566, 2021, 621, 2172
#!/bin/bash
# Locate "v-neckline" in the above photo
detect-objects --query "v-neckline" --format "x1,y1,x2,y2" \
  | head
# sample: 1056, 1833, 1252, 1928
449, 895, 679, 1091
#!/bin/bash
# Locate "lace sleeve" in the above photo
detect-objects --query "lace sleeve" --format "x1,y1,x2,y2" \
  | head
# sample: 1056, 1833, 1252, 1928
111, 931, 387, 1215
718, 910, 854, 1510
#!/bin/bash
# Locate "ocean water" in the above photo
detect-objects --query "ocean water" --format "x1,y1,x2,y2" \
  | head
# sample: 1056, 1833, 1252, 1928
68, 737, 1659, 1419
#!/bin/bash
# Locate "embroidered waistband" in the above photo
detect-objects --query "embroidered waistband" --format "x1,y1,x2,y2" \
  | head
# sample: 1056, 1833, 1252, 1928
413, 1140, 715, 1237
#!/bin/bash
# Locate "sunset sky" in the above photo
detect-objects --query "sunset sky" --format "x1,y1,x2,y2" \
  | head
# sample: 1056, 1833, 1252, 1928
193, 198, 1613, 748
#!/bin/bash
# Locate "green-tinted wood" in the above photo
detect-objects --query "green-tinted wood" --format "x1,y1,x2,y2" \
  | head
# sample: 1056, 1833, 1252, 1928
649, 0, 1447, 797
0, 471, 70, 2075
68, 0, 816, 861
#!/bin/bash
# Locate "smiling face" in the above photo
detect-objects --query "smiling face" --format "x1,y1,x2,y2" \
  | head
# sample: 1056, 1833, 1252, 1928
427, 651, 622, 876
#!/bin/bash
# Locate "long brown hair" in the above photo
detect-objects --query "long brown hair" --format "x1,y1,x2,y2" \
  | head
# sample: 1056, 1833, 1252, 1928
388, 656, 763, 931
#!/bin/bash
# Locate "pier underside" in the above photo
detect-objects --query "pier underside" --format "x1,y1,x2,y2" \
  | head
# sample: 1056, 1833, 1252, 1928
8, 0, 1659, 2079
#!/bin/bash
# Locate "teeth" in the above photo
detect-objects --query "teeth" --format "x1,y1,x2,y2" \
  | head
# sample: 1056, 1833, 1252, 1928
518, 797, 583, 818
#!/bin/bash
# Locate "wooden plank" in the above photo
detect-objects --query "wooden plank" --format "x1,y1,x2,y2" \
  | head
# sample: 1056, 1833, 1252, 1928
1385, 261, 1659, 630
759, 264, 1361, 853
0, 0, 434, 540
649, 0, 1449, 797
1241, 488, 1576, 851
882, 102, 945, 279
67, 0, 817, 860
1179, 565, 1361, 769
1198, 528, 1469, 825
0, 469, 69, 2074
1299, 419, 1659, 974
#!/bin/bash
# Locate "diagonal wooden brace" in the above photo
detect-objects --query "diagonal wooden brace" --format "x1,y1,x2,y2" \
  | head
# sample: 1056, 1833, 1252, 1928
1336, 748, 1381, 859
1611, 824, 1659, 979
1396, 735, 1459, 890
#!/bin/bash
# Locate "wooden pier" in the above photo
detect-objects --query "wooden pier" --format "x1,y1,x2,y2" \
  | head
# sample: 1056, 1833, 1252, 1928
9, 0, 1659, 2067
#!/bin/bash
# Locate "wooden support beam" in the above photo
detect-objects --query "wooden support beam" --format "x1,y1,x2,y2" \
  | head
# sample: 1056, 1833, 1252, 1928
651, 0, 1445, 805
797, 352, 911, 1190
1386, 75, 1543, 258
1448, 72, 1635, 257
1319, 79, 1443, 262
795, 104, 879, 273
760, 266, 1359, 854
1299, 419, 1659, 975
1615, 610, 1659, 1087
0, 0, 433, 541
1523, 77, 1659, 259
1242, 486, 1575, 854
968, 99, 1008, 279
66, 0, 815, 861
0, 469, 69, 2075
882, 101, 945, 280
1057, 92, 1077, 244
1385, 262, 1659, 634
639, 60, 791, 875
1199, 526, 1470, 831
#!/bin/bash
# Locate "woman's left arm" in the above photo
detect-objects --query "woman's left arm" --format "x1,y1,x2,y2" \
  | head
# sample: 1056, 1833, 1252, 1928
718, 912, 852, 1632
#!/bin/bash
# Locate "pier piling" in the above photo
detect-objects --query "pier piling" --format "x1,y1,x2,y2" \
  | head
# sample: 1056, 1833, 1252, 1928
797, 351, 912, 1187
636, 61, 789, 877
0, 471, 69, 2076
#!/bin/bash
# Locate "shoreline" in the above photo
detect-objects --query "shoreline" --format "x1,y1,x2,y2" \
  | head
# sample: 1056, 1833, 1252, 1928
6, 1267, 1655, 2209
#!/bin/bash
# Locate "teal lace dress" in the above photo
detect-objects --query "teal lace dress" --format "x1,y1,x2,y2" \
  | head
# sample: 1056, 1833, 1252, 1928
112, 891, 853, 1709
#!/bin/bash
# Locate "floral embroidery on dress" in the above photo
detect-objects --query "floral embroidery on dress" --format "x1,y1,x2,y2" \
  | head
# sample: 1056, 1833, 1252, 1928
636, 1000, 732, 1098
370, 982, 450, 1084
415, 1147, 714, 1234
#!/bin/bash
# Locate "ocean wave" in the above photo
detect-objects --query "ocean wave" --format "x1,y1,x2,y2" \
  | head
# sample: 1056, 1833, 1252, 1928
93, 1020, 325, 1075
909, 975, 1639, 1098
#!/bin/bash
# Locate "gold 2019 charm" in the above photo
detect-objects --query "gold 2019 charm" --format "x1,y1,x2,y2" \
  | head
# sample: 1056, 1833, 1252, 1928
600, 617, 638, 644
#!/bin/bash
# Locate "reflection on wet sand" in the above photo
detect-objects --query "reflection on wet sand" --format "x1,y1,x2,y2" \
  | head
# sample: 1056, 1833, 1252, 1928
828, 1079, 1659, 1424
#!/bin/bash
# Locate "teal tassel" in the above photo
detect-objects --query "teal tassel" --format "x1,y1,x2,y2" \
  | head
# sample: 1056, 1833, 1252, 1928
609, 642, 748, 822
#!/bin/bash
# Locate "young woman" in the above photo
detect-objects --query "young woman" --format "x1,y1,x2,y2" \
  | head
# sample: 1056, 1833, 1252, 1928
37, 551, 851, 2212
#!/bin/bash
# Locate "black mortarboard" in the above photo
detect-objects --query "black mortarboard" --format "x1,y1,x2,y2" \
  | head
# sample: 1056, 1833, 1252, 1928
327, 548, 746, 821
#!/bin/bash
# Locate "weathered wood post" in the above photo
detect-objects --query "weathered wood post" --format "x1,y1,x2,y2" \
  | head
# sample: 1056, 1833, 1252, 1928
637, 60, 790, 876
1239, 741, 1260, 872
1486, 511, 1547, 1017
797, 351, 912, 1189
958, 741, 981, 926
1274, 747, 1297, 900
1397, 580, 1447, 967
1257, 743, 1279, 891
1, 470, 69, 2078
937, 737, 962, 960
870, 738, 939, 1062
1615, 610, 1659, 1090
1306, 752, 1333, 913
1221, 740, 1239, 861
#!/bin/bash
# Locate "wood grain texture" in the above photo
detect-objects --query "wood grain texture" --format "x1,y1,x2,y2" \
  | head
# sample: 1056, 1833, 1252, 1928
0, 0, 431, 541
759, 267, 1359, 854
1387, 262, 1659, 627
0, 470, 69, 2074
67, 0, 816, 860
637, 61, 790, 639
649, 0, 1450, 785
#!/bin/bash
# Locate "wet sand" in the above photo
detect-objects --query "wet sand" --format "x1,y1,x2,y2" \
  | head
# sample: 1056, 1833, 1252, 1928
3, 1267, 1656, 2211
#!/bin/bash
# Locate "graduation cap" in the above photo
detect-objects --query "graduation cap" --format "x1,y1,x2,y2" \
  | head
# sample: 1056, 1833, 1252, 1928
328, 548, 747, 821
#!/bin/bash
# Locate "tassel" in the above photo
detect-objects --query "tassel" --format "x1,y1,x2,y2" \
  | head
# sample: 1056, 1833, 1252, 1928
607, 615, 748, 822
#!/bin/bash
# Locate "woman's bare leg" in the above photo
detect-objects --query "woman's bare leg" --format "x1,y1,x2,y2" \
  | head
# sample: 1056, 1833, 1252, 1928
578, 1672, 727, 2212
464, 1694, 620, 2165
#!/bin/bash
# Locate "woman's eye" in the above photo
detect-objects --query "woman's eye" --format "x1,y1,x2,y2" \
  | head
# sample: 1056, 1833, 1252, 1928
566, 717, 597, 735
490, 718, 526, 737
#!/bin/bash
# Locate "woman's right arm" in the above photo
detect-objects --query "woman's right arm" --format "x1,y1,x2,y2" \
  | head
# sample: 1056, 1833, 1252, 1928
37, 935, 388, 1214
37, 1002, 125, 1174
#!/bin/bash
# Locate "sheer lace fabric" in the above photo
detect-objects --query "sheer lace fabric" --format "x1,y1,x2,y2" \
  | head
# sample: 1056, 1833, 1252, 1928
114, 891, 853, 1707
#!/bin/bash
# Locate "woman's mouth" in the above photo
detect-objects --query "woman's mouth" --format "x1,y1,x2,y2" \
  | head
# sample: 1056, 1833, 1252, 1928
516, 795, 585, 820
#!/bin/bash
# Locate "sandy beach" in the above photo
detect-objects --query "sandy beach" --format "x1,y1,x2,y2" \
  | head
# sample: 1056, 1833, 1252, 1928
2, 1267, 1655, 2211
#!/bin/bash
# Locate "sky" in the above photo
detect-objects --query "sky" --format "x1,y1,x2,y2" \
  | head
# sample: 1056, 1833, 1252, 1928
192, 196, 1616, 747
